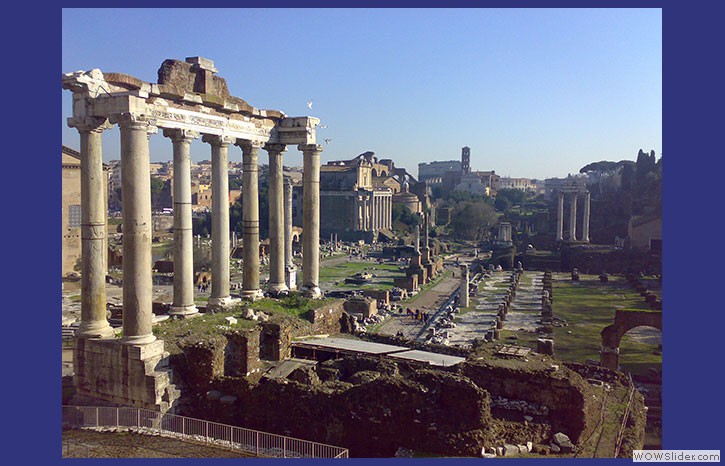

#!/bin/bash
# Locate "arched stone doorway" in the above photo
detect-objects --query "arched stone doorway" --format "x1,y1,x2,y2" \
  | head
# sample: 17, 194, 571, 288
600, 309, 662, 370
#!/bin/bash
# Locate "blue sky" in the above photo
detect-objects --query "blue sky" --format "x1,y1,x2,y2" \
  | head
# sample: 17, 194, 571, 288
62, 8, 661, 179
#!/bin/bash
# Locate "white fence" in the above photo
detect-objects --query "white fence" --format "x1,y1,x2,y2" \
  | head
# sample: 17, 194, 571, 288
62, 405, 349, 458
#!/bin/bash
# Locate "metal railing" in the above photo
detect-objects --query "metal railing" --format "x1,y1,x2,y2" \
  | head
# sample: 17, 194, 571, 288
62, 406, 348, 458
613, 373, 636, 458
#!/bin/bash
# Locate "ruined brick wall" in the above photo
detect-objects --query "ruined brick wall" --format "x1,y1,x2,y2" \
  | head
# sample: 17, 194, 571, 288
307, 299, 346, 334
174, 336, 226, 392
458, 360, 597, 444
342, 297, 377, 318
240, 367, 494, 457
362, 289, 390, 305
223, 328, 261, 377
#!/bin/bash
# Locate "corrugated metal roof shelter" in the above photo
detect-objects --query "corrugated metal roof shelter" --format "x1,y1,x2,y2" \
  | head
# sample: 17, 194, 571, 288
388, 350, 466, 367
293, 337, 407, 355
291, 337, 466, 368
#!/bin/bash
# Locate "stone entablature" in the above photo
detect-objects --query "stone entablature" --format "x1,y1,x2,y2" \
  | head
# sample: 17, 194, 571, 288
63, 58, 318, 147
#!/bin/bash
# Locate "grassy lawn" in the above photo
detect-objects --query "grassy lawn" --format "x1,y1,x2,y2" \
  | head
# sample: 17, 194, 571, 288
152, 309, 258, 354
319, 261, 403, 291
250, 295, 336, 319
153, 294, 336, 354
552, 273, 661, 371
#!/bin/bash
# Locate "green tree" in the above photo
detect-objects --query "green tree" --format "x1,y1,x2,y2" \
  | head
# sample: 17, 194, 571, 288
449, 200, 497, 241
392, 204, 420, 234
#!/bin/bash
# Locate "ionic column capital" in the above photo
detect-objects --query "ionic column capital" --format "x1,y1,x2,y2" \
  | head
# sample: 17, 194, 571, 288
67, 116, 112, 133
264, 143, 287, 155
236, 139, 262, 152
109, 112, 158, 136
163, 128, 200, 142
298, 143, 323, 154
202, 134, 235, 147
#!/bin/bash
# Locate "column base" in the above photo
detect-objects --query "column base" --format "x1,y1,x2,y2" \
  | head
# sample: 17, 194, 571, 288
267, 283, 289, 297
168, 304, 199, 317
239, 289, 264, 301
208, 296, 239, 309
302, 286, 322, 299
119, 333, 157, 345
285, 266, 297, 291
76, 320, 116, 339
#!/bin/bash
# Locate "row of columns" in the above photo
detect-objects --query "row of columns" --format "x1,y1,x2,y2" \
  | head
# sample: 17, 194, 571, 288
556, 191, 590, 242
357, 192, 392, 231
70, 112, 323, 345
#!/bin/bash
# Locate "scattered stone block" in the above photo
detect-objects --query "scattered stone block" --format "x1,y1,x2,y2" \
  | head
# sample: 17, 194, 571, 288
553, 432, 571, 445
503, 444, 518, 456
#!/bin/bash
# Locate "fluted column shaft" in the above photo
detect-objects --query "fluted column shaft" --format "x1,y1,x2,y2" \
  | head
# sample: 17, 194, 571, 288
69, 117, 114, 339
582, 191, 591, 243
569, 192, 578, 241
115, 113, 157, 345
204, 135, 233, 307
556, 192, 564, 241
165, 129, 199, 315
299, 144, 323, 298
266, 143, 288, 294
238, 141, 263, 299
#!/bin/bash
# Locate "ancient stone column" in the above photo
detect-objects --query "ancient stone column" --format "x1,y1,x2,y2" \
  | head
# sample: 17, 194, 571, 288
164, 129, 199, 316
357, 196, 363, 230
114, 113, 157, 345
69, 117, 115, 339
299, 144, 323, 298
569, 192, 578, 241
204, 134, 235, 307
284, 176, 297, 290
460, 264, 470, 308
362, 196, 368, 231
582, 190, 591, 243
556, 191, 564, 242
265, 143, 288, 295
238, 140, 263, 300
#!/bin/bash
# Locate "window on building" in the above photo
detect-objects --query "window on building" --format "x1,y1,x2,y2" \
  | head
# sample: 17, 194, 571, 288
68, 204, 82, 228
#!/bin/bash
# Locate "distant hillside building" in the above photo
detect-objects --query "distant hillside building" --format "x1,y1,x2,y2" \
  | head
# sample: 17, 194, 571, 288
418, 160, 462, 181
317, 152, 396, 242
494, 177, 538, 193
628, 208, 662, 252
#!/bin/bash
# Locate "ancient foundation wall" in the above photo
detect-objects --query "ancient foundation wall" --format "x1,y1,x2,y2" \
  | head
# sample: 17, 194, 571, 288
73, 338, 178, 412
458, 360, 597, 444
183, 358, 495, 458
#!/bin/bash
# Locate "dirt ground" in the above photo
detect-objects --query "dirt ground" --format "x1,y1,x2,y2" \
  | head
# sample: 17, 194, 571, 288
62, 429, 254, 458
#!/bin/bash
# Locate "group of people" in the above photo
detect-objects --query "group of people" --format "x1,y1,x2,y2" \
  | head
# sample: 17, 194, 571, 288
401, 307, 430, 323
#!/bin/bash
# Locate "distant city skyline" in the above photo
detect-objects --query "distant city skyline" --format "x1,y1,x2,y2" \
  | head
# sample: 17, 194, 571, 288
62, 8, 661, 179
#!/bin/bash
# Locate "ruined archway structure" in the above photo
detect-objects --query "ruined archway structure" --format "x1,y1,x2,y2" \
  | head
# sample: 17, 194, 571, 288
63, 57, 323, 411
600, 309, 662, 370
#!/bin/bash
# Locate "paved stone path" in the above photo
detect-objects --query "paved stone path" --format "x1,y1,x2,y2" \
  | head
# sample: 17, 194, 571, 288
504, 272, 544, 332
375, 272, 461, 339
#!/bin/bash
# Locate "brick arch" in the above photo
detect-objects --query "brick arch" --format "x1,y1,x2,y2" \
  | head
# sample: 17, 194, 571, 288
600, 309, 662, 369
